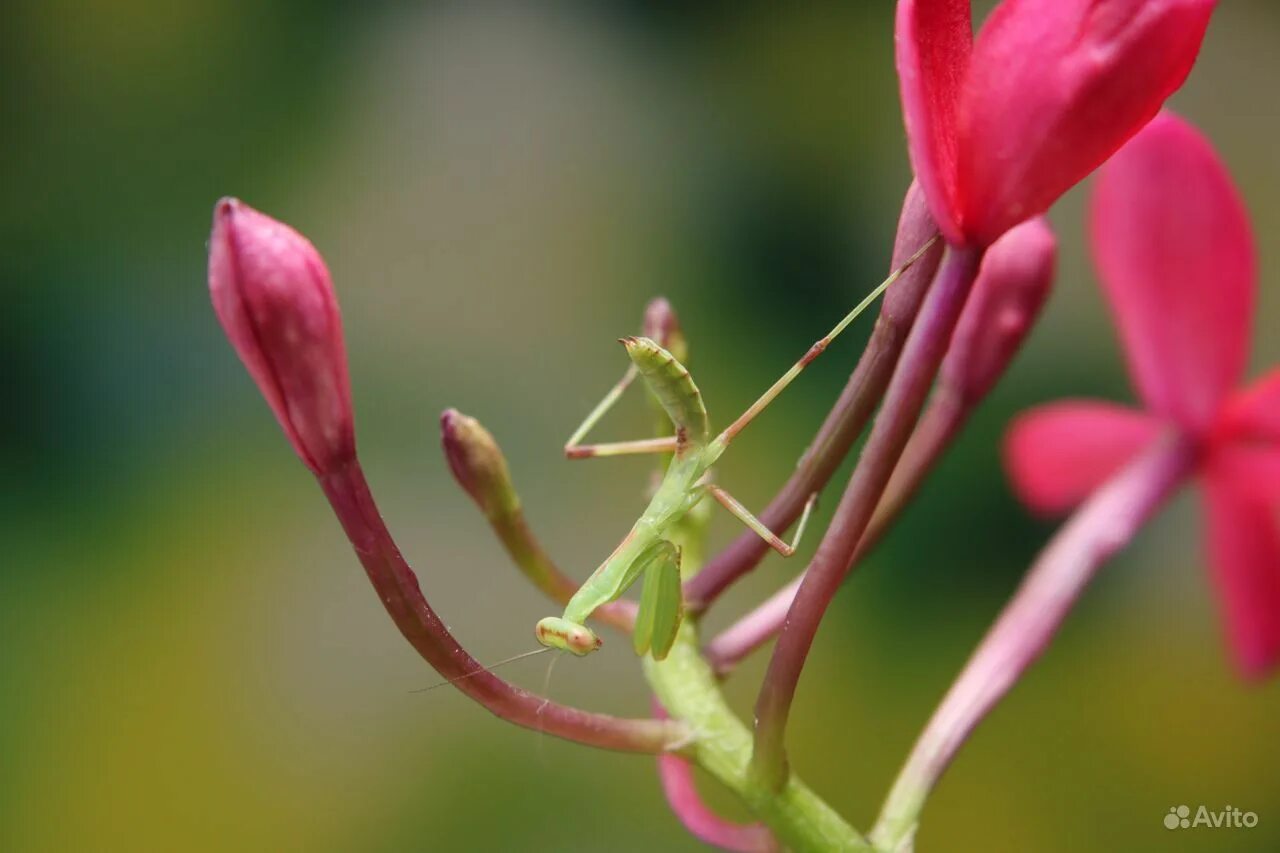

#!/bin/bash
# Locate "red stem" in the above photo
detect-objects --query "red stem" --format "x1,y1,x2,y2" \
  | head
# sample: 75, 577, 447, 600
318, 459, 685, 753
684, 184, 943, 612
706, 385, 965, 674
752, 246, 983, 789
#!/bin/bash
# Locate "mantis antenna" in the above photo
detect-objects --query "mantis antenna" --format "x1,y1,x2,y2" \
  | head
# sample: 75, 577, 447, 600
411, 646, 556, 693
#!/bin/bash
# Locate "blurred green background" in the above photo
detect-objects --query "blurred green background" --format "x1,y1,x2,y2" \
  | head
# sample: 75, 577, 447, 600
3, 2, 1279, 851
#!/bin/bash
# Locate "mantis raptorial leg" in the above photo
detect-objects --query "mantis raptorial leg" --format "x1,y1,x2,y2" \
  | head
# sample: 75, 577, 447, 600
631, 540, 684, 659
536, 235, 939, 660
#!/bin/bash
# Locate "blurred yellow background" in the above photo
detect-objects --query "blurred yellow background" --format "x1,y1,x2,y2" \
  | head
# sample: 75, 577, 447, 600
3, 2, 1278, 851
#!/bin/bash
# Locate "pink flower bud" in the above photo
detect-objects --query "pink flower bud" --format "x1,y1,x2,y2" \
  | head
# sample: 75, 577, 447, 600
643, 297, 688, 363
208, 198, 354, 476
942, 217, 1056, 402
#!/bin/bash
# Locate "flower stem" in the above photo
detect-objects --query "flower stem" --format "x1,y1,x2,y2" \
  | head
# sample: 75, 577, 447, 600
440, 410, 636, 633
706, 387, 967, 673
684, 184, 943, 612
647, 386, 864, 850
654, 702, 779, 853
752, 246, 983, 792
645, 623, 872, 852
483, 496, 637, 631
318, 458, 686, 753
869, 432, 1197, 850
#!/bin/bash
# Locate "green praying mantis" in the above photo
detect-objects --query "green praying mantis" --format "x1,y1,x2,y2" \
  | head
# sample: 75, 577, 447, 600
535, 236, 939, 661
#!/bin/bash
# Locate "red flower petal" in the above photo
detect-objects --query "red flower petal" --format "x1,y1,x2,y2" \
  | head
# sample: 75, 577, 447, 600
895, 0, 972, 244
1004, 401, 1162, 515
1206, 443, 1280, 505
1216, 369, 1280, 447
959, 0, 1215, 245
1090, 112, 1255, 433
1202, 457, 1280, 679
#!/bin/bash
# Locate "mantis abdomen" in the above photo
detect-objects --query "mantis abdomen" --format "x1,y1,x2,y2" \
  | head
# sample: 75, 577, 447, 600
620, 336, 710, 454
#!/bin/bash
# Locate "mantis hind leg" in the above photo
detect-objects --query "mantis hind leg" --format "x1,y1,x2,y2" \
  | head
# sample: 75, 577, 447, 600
632, 540, 684, 661
708, 485, 817, 557
715, 235, 940, 447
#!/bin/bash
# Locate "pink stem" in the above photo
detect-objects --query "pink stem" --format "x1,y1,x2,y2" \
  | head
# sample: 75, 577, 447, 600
318, 458, 685, 753
653, 704, 778, 852
870, 432, 1198, 848
705, 574, 801, 676
752, 246, 983, 790
706, 386, 966, 674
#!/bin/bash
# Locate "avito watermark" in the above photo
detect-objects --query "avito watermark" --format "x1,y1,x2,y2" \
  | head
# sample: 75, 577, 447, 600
1165, 805, 1258, 830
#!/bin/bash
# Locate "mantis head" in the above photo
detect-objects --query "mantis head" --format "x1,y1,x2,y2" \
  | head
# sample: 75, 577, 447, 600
535, 617, 602, 656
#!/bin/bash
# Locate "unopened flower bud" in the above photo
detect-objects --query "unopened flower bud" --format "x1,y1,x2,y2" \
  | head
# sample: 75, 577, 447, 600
942, 217, 1056, 402
208, 198, 354, 475
439, 408, 630, 625
440, 409, 520, 519
643, 297, 688, 364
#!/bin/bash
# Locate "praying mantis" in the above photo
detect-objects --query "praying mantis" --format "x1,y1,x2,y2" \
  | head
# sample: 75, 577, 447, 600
535, 237, 939, 661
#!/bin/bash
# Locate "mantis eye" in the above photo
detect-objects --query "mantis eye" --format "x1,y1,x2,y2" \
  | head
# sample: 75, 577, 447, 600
535, 618, 602, 656
567, 625, 603, 655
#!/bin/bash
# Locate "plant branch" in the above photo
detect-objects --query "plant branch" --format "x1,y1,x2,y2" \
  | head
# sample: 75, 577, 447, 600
318, 458, 685, 753
440, 409, 636, 632
684, 183, 943, 612
645, 622, 872, 852
752, 246, 983, 791
644, 379, 860, 850
869, 432, 1197, 850
654, 703, 779, 853
706, 384, 965, 674
708, 217, 1057, 673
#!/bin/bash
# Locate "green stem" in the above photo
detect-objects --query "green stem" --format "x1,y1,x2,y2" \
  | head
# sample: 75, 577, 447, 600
644, 624, 871, 852
647, 343, 865, 849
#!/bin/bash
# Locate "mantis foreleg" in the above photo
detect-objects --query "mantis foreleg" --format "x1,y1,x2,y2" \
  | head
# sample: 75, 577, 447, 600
536, 538, 677, 656
632, 540, 683, 661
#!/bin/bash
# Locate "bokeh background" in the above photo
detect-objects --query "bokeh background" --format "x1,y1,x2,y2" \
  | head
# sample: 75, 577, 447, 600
4, 2, 1279, 851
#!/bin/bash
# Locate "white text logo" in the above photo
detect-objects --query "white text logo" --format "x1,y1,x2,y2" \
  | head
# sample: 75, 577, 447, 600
1164, 805, 1258, 830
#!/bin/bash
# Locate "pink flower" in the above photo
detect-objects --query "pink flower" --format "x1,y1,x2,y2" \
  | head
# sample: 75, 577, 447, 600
208, 198, 355, 476
896, 0, 1216, 247
1005, 113, 1280, 678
